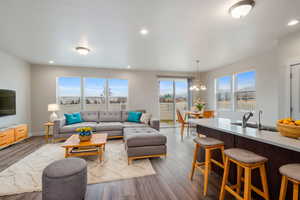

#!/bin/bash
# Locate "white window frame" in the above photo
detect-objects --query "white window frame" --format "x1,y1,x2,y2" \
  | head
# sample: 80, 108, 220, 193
233, 70, 256, 112
56, 76, 129, 111
215, 75, 233, 111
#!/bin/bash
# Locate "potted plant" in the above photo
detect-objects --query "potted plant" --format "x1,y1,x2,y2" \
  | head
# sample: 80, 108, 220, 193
194, 99, 205, 113
76, 127, 93, 142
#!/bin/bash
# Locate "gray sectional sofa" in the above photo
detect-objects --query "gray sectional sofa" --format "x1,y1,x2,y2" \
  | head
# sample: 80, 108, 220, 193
53, 110, 160, 140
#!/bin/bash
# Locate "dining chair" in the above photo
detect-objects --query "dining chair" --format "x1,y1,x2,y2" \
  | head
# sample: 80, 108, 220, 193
176, 109, 189, 140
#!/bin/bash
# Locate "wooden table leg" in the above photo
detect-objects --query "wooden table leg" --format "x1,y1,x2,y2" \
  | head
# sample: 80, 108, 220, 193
45, 125, 49, 143
64, 147, 69, 158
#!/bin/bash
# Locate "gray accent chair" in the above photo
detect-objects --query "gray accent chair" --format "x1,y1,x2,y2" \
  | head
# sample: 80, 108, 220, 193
124, 127, 167, 164
53, 110, 160, 140
42, 158, 87, 200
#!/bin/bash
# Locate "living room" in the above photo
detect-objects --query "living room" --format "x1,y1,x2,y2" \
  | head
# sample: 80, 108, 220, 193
1, 0, 300, 200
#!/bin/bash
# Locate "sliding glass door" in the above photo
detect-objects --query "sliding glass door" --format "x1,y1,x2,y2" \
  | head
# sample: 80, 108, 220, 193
159, 78, 190, 127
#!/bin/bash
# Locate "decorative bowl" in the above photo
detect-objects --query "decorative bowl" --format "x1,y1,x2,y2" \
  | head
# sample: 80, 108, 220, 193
277, 122, 300, 139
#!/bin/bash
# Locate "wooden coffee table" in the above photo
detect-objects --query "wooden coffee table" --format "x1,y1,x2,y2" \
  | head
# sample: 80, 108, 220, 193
62, 133, 107, 163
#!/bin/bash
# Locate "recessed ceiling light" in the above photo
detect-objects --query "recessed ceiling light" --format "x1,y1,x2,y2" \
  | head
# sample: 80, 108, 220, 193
75, 46, 90, 55
288, 19, 299, 26
140, 28, 149, 35
127, 65, 131, 69
229, 0, 255, 19
49, 60, 54, 64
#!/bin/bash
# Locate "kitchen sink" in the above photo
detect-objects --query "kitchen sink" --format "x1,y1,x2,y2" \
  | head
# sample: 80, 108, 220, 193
231, 122, 278, 132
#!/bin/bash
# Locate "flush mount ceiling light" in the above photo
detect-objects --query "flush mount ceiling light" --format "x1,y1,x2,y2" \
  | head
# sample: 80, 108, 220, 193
288, 19, 299, 26
140, 28, 149, 35
49, 60, 54, 64
75, 46, 90, 55
229, 0, 255, 19
127, 65, 131, 69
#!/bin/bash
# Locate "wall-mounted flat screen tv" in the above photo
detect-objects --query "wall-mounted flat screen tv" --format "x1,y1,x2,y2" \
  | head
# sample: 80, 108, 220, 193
0, 89, 16, 117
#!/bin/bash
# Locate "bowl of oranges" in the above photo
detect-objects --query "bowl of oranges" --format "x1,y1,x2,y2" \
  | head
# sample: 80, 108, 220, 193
277, 118, 300, 139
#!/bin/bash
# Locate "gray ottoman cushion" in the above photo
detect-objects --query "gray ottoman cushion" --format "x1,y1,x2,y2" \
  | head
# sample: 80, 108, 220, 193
124, 127, 167, 147
42, 158, 87, 200
127, 145, 167, 157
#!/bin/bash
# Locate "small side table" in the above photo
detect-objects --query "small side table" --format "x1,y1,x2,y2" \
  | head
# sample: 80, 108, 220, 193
44, 122, 54, 143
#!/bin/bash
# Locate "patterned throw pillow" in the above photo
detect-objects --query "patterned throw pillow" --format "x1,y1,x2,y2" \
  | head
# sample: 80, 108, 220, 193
140, 113, 152, 124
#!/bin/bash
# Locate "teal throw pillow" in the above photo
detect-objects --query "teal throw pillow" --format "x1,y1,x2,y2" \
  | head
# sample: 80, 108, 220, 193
127, 112, 142, 123
64, 113, 82, 125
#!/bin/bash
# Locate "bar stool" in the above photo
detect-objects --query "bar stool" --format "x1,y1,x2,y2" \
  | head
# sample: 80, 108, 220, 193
279, 163, 300, 200
190, 136, 225, 196
219, 148, 270, 200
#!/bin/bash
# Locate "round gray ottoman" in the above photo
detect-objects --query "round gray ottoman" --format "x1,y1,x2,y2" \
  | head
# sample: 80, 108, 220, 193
42, 158, 87, 200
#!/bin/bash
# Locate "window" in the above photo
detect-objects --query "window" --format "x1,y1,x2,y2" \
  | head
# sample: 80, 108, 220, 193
108, 79, 128, 111
235, 71, 256, 111
84, 78, 106, 111
57, 77, 81, 112
57, 77, 128, 112
215, 76, 232, 110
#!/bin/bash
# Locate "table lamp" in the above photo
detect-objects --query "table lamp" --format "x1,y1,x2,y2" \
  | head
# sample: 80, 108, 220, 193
48, 104, 59, 122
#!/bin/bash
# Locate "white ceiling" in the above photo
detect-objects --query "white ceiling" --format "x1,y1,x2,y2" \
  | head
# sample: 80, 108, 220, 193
0, 0, 299, 71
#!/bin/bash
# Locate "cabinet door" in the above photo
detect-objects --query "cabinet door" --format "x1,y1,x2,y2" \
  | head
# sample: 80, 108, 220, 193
15, 125, 28, 141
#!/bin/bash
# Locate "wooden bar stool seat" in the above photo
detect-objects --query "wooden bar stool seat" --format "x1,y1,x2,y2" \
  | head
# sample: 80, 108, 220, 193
279, 163, 300, 200
190, 137, 225, 196
219, 148, 270, 200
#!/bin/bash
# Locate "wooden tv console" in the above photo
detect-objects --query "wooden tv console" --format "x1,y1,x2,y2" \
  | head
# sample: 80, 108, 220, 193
0, 124, 28, 149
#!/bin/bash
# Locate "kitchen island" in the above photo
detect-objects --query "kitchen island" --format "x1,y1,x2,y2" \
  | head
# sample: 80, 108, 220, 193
189, 118, 300, 200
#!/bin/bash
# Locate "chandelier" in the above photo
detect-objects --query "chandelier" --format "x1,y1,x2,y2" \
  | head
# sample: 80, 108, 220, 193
189, 60, 207, 91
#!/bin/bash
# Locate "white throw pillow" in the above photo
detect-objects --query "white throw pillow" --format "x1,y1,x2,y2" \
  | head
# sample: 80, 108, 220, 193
140, 113, 152, 124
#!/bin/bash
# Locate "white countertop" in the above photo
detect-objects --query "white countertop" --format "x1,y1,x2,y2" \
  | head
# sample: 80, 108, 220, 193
189, 118, 300, 153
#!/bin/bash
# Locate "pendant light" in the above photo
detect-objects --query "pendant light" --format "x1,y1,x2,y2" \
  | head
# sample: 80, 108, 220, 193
189, 60, 207, 91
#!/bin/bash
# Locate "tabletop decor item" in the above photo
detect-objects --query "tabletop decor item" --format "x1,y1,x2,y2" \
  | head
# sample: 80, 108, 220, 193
76, 127, 93, 142
277, 118, 300, 139
194, 99, 205, 112
48, 104, 59, 122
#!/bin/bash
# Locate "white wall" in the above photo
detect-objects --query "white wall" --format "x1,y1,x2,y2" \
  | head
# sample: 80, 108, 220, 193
200, 50, 280, 126
30, 64, 194, 135
0, 50, 31, 132
277, 31, 300, 118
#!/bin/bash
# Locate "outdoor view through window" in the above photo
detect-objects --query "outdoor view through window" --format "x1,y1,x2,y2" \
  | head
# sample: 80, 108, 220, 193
235, 71, 256, 111
216, 76, 232, 110
57, 77, 128, 112
215, 71, 256, 111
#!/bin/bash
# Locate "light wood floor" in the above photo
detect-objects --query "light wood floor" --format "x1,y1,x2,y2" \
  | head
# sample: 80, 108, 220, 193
0, 128, 230, 200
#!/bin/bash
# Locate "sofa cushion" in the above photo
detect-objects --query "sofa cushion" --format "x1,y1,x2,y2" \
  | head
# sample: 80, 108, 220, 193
121, 110, 146, 122
99, 111, 122, 122
80, 111, 99, 122
127, 112, 142, 123
140, 113, 152, 124
60, 122, 98, 133
95, 122, 123, 131
124, 127, 167, 147
122, 122, 148, 128
64, 113, 83, 125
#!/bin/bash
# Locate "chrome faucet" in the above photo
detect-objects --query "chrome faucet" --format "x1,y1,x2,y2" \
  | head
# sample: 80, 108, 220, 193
242, 112, 254, 128
258, 110, 263, 130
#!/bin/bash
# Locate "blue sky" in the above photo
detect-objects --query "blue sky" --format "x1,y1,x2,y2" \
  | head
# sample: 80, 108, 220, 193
58, 77, 128, 97
160, 80, 188, 97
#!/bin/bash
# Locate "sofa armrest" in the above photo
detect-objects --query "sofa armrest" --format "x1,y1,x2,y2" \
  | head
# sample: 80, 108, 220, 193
53, 118, 66, 138
150, 119, 160, 131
